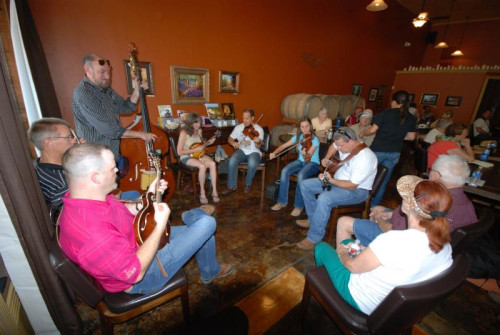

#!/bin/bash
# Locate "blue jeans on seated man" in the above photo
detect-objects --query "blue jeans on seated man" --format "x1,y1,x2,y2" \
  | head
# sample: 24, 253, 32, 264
370, 151, 401, 207
353, 218, 383, 246
301, 178, 369, 243
130, 208, 221, 295
277, 160, 319, 208
226, 149, 261, 189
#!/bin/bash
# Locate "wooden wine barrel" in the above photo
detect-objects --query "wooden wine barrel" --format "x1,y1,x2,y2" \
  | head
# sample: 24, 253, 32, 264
339, 95, 365, 119
318, 94, 342, 120
270, 122, 297, 148
281, 93, 323, 120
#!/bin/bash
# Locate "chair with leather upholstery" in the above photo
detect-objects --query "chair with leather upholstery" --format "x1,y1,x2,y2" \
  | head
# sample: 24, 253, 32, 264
451, 207, 495, 257
48, 240, 190, 334
301, 254, 470, 335
238, 132, 271, 195
415, 139, 429, 178
325, 164, 389, 243
168, 136, 199, 200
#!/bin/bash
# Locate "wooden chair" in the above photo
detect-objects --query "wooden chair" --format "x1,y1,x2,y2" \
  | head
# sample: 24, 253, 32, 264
325, 164, 389, 243
48, 240, 190, 334
301, 254, 470, 334
238, 132, 271, 195
168, 136, 199, 200
450, 207, 495, 257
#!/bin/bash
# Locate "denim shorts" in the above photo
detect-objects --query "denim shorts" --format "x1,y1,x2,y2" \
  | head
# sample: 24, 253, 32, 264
353, 219, 383, 246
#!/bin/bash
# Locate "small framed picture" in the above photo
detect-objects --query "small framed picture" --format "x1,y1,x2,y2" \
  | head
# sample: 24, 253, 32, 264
205, 103, 221, 119
420, 93, 439, 105
368, 88, 378, 102
170, 66, 209, 104
351, 84, 363, 96
445, 96, 462, 107
221, 103, 235, 119
408, 93, 415, 103
219, 70, 240, 93
123, 60, 154, 96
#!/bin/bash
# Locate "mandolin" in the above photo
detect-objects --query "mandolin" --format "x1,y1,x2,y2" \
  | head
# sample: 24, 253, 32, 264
134, 154, 169, 249
190, 130, 221, 159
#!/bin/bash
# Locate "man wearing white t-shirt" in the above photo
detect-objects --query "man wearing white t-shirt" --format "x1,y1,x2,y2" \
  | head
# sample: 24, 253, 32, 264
473, 109, 492, 142
296, 127, 377, 249
221, 108, 264, 195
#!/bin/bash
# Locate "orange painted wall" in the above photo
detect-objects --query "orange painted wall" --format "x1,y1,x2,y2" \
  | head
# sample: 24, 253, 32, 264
393, 71, 493, 125
28, 0, 428, 129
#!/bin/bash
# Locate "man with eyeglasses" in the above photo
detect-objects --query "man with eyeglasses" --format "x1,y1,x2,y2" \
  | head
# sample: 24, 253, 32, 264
295, 127, 377, 250
72, 53, 157, 170
29, 118, 81, 218
336, 154, 477, 247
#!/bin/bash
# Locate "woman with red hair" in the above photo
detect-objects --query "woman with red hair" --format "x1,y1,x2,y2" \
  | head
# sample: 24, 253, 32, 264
314, 176, 453, 315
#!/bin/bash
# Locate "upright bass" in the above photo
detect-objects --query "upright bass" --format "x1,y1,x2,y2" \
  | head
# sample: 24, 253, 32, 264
124, 42, 175, 200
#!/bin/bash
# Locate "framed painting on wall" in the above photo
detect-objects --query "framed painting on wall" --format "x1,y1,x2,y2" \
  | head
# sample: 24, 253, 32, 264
368, 88, 378, 102
170, 66, 209, 104
219, 71, 240, 93
445, 96, 462, 107
351, 84, 363, 96
123, 60, 154, 96
221, 103, 235, 119
420, 93, 439, 105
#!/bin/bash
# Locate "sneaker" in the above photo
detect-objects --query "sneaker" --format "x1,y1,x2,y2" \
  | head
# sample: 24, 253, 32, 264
290, 208, 303, 217
295, 219, 310, 228
296, 238, 316, 250
244, 185, 252, 193
201, 264, 235, 284
221, 187, 236, 196
271, 203, 285, 211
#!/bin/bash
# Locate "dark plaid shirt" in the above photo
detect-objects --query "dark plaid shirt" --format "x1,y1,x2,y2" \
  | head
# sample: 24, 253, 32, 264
72, 76, 136, 160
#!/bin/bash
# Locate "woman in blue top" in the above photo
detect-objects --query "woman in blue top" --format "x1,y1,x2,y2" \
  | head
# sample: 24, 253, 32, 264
270, 117, 320, 217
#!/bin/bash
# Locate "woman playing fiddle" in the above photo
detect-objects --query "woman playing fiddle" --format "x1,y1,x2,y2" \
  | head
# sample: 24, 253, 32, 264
270, 117, 320, 216
177, 113, 219, 204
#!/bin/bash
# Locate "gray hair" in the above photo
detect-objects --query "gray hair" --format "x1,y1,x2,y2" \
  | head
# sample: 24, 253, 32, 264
63, 143, 108, 180
437, 117, 453, 130
333, 126, 357, 142
82, 53, 99, 66
432, 154, 469, 187
29, 118, 71, 150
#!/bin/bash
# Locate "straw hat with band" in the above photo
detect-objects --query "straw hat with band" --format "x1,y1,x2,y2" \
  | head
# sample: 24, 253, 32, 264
396, 175, 448, 220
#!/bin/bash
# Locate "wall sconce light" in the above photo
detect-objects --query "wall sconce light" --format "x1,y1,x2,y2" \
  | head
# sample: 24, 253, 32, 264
366, 0, 388, 12
451, 20, 468, 57
412, 0, 429, 28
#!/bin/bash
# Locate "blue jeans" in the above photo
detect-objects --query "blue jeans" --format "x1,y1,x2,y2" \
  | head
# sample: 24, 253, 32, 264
130, 208, 220, 294
227, 149, 261, 188
277, 160, 319, 208
370, 151, 401, 206
301, 178, 369, 243
353, 219, 383, 246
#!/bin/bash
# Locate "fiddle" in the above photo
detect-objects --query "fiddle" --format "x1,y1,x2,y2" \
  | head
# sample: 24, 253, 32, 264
242, 125, 260, 140
134, 154, 169, 249
301, 133, 313, 162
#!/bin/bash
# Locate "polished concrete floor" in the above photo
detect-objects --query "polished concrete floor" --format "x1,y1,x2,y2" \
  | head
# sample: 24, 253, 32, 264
77, 155, 500, 334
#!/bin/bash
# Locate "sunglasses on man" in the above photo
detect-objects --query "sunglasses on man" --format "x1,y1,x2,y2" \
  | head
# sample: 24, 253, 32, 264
97, 59, 110, 66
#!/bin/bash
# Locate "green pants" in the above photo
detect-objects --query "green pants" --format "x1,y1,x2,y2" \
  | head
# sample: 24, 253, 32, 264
314, 241, 361, 311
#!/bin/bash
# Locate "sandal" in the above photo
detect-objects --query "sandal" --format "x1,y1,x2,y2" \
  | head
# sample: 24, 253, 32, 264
199, 195, 209, 204
212, 194, 220, 203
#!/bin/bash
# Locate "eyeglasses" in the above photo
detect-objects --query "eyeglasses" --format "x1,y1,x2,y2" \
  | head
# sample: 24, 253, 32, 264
97, 59, 110, 66
336, 128, 352, 140
49, 134, 75, 140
